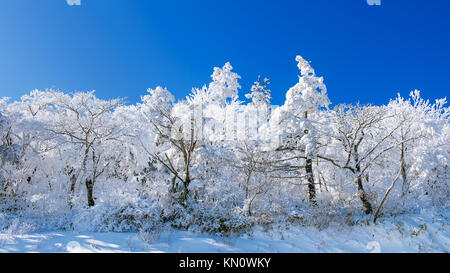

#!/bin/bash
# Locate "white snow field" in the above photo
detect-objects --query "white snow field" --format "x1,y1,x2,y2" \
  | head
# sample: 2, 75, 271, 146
1, 211, 448, 253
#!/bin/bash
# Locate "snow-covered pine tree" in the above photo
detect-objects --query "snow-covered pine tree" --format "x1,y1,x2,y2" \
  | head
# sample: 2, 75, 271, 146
274, 55, 330, 204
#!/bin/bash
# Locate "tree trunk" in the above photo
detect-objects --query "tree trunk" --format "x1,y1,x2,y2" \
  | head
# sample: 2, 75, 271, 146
303, 111, 317, 205
400, 140, 409, 195
182, 176, 190, 205
354, 149, 372, 214
68, 174, 77, 208
305, 157, 317, 205
70, 174, 76, 195
356, 174, 373, 214
170, 175, 177, 194
85, 179, 95, 207
374, 170, 401, 223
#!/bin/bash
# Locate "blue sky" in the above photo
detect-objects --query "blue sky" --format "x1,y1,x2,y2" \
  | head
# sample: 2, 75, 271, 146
0, 0, 449, 106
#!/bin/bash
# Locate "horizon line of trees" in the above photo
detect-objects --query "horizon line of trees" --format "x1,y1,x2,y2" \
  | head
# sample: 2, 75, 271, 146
0, 55, 448, 232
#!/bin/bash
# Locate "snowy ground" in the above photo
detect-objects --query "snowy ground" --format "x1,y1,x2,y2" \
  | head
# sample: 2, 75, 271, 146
1, 211, 448, 253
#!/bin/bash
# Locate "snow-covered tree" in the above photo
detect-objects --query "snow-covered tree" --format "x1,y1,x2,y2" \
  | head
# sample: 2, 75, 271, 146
21, 91, 125, 207
207, 62, 241, 106
139, 87, 204, 205
246, 75, 271, 107
274, 55, 330, 204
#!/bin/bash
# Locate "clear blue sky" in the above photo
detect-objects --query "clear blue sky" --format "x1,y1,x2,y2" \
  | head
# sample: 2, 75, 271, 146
0, 0, 449, 106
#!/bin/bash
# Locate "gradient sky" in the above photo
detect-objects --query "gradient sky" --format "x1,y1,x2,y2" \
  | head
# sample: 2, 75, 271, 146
0, 0, 449, 106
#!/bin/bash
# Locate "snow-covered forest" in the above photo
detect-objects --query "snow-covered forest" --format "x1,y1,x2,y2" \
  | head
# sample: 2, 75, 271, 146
0, 55, 448, 246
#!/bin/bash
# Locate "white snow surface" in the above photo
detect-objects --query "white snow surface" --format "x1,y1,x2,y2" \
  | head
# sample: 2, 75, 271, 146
1, 211, 448, 253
